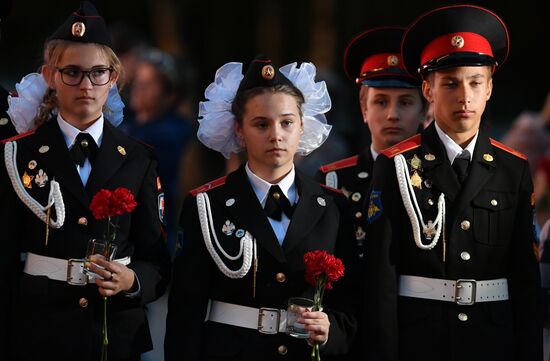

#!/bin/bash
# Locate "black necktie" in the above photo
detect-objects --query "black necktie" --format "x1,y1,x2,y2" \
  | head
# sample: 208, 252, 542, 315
70, 133, 98, 167
264, 185, 294, 221
452, 150, 470, 184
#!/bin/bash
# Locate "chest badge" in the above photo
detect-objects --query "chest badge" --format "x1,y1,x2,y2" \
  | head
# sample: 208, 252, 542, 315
28, 160, 37, 170
424, 153, 436, 161
355, 226, 366, 241
408, 154, 422, 170
367, 190, 383, 223
38, 145, 49, 154
222, 220, 236, 236
410, 171, 422, 189
22, 171, 34, 189
117, 146, 126, 156
34, 169, 49, 188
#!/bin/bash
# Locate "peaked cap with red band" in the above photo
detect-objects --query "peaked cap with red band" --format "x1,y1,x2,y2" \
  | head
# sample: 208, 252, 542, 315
48, 1, 112, 47
401, 4, 509, 78
237, 54, 294, 92
344, 26, 420, 88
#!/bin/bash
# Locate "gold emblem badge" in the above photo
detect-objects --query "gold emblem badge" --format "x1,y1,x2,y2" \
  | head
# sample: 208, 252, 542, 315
410, 171, 422, 189
451, 35, 465, 49
71, 22, 86, 37
483, 153, 494, 162
424, 153, 436, 161
409, 154, 422, 170
387, 55, 399, 67
261, 65, 275, 80
117, 146, 126, 155
39, 145, 49, 153
22, 171, 34, 189
0, 117, 8, 126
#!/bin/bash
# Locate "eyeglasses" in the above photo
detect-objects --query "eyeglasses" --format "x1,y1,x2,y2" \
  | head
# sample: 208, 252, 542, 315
56, 67, 114, 86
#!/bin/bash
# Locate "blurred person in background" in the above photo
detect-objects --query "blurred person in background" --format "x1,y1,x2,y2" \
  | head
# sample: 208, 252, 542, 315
123, 48, 194, 256
501, 110, 550, 176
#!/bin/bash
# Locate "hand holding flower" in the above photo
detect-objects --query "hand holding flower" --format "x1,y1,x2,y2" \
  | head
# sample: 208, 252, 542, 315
299, 310, 331, 345
87, 256, 136, 297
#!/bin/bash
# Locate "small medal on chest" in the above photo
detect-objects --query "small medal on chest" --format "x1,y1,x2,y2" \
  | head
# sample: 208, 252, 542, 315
34, 169, 49, 188
221, 220, 236, 236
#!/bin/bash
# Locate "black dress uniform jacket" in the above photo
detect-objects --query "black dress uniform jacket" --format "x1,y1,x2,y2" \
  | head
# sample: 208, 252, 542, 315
165, 166, 359, 361
0, 118, 171, 361
364, 122, 542, 361
317, 151, 374, 261
0, 87, 16, 140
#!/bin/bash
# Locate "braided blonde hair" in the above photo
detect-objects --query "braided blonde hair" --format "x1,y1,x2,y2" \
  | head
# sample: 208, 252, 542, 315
34, 40, 125, 127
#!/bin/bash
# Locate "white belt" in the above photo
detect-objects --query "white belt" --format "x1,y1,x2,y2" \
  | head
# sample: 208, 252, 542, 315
23, 252, 131, 286
207, 300, 287, 334
399, 275, 509, 305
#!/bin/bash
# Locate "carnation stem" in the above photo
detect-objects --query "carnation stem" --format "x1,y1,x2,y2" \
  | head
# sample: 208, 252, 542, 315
101, 296, 108, 361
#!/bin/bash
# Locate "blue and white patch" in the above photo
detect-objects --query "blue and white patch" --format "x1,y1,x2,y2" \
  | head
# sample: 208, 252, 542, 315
367, 190, 383, 223
158, 192, 165, 225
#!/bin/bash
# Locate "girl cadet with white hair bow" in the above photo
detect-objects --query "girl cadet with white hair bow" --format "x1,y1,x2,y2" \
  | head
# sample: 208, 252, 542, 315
165, 55, 359, 361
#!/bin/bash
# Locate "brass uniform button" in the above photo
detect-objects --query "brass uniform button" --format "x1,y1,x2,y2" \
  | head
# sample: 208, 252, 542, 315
78, 217, 88, 226
0, 117, 8, 125
491, 199, 498, 207
79, 298, 89, 308
458, 313, 468, 322
276, 272, 286, 283
460, 220, 471, 230
355, 212, 362, 219
273, 192, 281, 200
427, 198, 434, 206
460, 251, 471, 261
277, 345, 288, 355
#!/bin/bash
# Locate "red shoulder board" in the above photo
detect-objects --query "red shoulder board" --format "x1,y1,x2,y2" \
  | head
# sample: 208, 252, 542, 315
319, 155, 359, 173
0, 129, 36, 144
320, 183, 344, 194
190, 176, 227, 196
489, 138, 527, 160
381, 134, 422, 158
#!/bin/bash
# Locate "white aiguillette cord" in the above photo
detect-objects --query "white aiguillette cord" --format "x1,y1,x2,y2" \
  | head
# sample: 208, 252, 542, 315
4, 141, 65, 236
394, 154, 445, 252
196, 192, 257, 283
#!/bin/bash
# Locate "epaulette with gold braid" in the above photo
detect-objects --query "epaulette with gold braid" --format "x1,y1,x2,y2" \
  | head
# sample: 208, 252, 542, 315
489, 138, 527, 160
190, 176, 227, 196
320, 183, 344, 194
381, 134, 421, 158
319, 155, 359, 173
0, 129, 36, 145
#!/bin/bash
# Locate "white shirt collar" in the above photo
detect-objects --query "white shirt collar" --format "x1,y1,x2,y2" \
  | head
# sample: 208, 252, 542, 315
370, 144, 380, 161
57, 113, 104, 148
434, 121, 478, 164
245, 163, 297, 207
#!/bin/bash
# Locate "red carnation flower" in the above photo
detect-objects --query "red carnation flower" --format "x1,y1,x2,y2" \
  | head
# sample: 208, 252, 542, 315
89, 189, 113, 220
110, 187, 138, 216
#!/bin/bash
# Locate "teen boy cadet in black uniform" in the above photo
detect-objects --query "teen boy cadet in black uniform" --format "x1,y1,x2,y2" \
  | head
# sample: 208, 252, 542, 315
317, 27, 425, 261
364, 5, 542, 361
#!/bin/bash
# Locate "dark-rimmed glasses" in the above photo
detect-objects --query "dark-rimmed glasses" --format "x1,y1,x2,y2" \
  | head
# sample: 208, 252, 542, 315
56, 67, 114, 86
